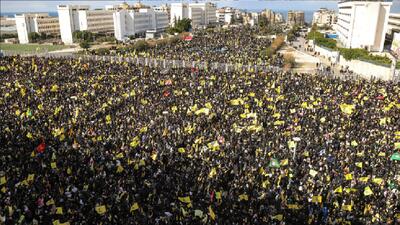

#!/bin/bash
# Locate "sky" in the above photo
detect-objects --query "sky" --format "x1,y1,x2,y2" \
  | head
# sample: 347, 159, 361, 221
1, 0, 399, 14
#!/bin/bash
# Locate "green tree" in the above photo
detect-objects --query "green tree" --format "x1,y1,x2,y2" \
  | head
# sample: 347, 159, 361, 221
28, 32, 40, 43
79, 41, 90, 50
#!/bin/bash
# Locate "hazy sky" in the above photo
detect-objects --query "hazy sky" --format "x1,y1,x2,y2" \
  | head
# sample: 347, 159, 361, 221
1, 0, 399, 14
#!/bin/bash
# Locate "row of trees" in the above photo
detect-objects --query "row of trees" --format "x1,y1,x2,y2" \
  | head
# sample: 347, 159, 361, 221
28, 32, 56, 43
265, 36, 285, 58
167, 18, 192, 35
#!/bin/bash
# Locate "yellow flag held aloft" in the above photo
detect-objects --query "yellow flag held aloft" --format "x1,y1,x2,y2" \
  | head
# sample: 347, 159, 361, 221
105, 115, 111, 124
355, 162, 363, 168
340, 103, 355, 115
309, 169, 318, 177
372, 178, 383, 185
56, 207, 63, 215
130, 136, 140, 148
0, 176, 6, 185
239, 194, 248, 201
334, 186, 343, 194
272, 214, 283, 221
95, 205, 107, 215
312, 196, 322, 203
178, 196, 191, 204
178, 148, 185, 153
215, 191, 222, 200
116, 165, 124, 173
345, 173, 353, 180
50, 85, 59, 92
364, 186, 373, 196
130, 203, 139, 212
46, 199, 55, 206
195, 108, 210, 116
208, 206, 216, 220
209, 168, 217, 178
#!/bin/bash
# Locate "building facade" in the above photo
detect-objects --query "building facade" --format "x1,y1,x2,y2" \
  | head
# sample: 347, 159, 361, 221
312, 8, 337, 27
170, 2, 216, 28
0, 17, 16, 35
57, 5, 114, 44
15, 13, 59, 44
287, 10, 305, 26
335, 0, 392, 52
261, 9, 284, 25
387, 13, 400, 36
113, 8, 169, 41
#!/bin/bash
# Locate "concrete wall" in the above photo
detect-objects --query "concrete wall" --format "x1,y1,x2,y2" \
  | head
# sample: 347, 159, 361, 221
314, 45, 340, 63
339, 55, 393, 80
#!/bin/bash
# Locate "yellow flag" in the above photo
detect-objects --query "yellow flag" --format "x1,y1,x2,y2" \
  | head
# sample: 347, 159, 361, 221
105, 115, 111, 124
359, 177, 369, 182
130, 203, 139, 212
364, 186, 373, 196
116, 165, 124, 173
345, 173, 353, 180
130, 136, 140, 148
287, 204, 301, 209
51, 162, 57, 169
280, 159, 288, 166
312, 196, 322, 203
95, 205, 107, 215
209, 168, 217, 178
178, 196, 191, 204
215, 191, 222, 200
0, 176, 6, 185
205, 102, 212, 109
178, 148, 186, 153
273, 120, 285, 126
208, 206, 216, 220
195, 108, 210, 115
151, 153, 157, 161
239, 194, 248, 201
272, 214, 283, 221
334, 186, 343, 194
56, 207, 63, 215
355, 162, 363, 168
46, 199, 55, 206
27, 174, 35, 182
339, 103, 355, 115
342, 204, 352, 212
309, 169, 318, 177
372, 178, 383, 185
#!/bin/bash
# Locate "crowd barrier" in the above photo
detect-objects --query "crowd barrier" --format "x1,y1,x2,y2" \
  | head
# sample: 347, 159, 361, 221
1, 51, 380, 82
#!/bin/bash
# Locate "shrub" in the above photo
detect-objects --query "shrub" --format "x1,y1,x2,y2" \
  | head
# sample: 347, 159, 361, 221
133, 40, 149, 51
79, 41, 90, 50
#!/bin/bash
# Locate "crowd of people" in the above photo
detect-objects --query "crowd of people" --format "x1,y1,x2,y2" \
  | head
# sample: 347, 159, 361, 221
113, 27, 286, 68
0, 53, 399, 225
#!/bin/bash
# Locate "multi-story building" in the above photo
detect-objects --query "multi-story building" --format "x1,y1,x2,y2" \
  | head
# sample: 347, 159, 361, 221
387, 13, 400, 36
57, 5, 114, 44
170, 2, 217, 28
15, 13, 60, 44
261, 9, 284, 25
287, 10, 305, 26
0, 17, 16, 35
216, 7, 235, 24
335, 0, 392, 52
312, 8, 337, 27
154, 4, 171, 21
243, 12, 259, 26
113, 7, 169, 40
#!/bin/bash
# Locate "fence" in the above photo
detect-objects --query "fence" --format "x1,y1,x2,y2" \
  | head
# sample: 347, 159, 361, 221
1, 50, 375, 81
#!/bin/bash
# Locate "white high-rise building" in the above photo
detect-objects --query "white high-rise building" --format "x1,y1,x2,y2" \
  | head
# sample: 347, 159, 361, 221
335, 0, 392, 52
113, 8, 169, 41
170, 2, 217, 28
15, 13, 59, 44
387, 13, 400, 36
216, 7, 235, 24
57, 5, 114, 44
312, 8, 337, 27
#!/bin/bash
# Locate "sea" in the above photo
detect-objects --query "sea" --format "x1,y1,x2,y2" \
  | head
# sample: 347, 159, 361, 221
1, 0, 400, 23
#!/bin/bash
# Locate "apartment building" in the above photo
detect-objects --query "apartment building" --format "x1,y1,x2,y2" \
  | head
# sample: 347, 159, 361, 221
312, 8, 337, 27
287, 10, 305, 26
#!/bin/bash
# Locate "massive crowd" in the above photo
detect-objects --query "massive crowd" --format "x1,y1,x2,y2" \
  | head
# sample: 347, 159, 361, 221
0, 54, 399, 225
113, 27, 285, 68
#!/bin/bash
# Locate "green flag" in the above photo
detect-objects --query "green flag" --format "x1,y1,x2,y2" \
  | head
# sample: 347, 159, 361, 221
269, 158, 280, 168
390, 152, 400, 161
